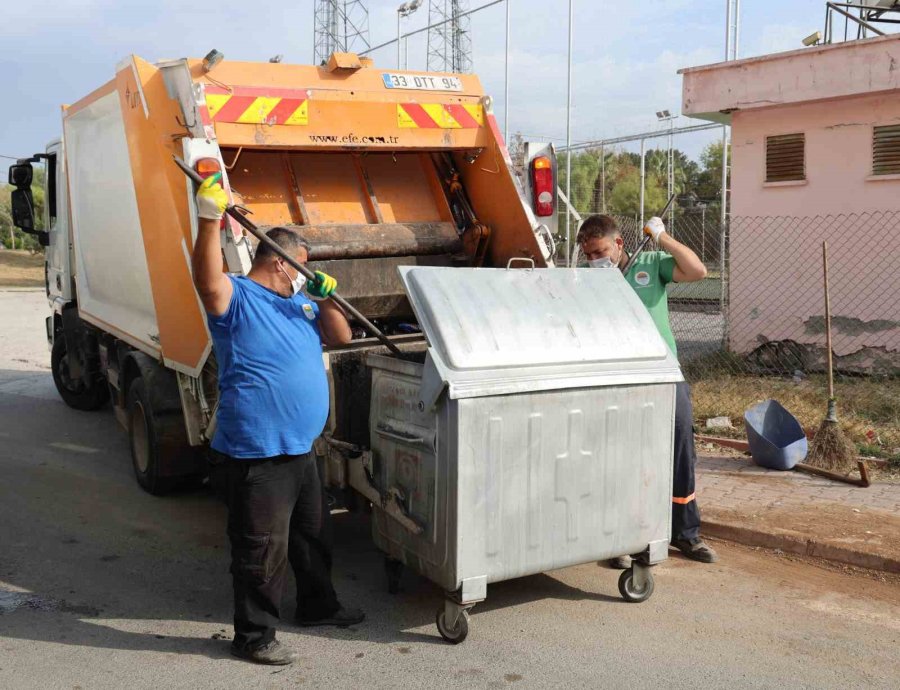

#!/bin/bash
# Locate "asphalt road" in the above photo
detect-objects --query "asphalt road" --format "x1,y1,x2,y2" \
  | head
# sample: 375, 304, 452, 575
1, 289, 899, 690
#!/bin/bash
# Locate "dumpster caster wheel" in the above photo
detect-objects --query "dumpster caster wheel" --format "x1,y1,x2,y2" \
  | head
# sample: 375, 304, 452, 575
618, 567, 654, 603
384, 557, 403, 595
436, 606, 470, 644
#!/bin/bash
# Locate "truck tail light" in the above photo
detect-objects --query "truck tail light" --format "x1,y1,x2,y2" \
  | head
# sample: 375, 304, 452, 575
531, 155, 554, 217
194, 157, 221, 180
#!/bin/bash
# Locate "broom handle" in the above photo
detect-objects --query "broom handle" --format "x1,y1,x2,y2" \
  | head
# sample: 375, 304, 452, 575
823, 241, 834, 400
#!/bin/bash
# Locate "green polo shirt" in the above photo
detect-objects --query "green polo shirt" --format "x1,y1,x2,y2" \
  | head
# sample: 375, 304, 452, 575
623, 251, 678, 358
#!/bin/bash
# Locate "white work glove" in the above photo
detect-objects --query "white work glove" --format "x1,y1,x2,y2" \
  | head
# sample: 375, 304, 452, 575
643, 216, 666, 242
196, 173, 228, 221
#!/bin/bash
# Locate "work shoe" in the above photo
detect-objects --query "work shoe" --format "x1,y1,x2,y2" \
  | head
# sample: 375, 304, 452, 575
670, 538, 719, 563
230, 639, 297, 666
295, 606, 365, 628
607, 555, 632, 569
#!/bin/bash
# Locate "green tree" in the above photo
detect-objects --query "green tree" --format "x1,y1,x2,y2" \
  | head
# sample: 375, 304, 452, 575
608, 167, 667, 217
695, 140, 730, 205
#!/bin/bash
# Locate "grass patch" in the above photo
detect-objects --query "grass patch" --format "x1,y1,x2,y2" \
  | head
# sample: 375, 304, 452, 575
691, 373, 900, 462
0, 250, 44, 287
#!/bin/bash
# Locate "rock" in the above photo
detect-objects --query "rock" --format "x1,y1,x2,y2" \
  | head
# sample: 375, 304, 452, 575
705, 416, 733, 430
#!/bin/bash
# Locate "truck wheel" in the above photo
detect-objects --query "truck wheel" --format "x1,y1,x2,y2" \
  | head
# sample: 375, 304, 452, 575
127, 378, 173, 495
51, 335, 109, 411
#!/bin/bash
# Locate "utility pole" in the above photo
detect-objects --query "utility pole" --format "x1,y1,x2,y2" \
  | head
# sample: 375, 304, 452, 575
427, 0, 473, 73
721, 0, 740, 229
504, 0, 510, 142
314, 0, 370, 65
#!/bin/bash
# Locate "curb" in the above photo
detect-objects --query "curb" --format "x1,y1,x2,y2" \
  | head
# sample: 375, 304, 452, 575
703, 518, 900, 574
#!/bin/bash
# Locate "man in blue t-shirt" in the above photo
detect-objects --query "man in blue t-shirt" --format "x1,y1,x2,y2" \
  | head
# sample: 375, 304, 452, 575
192, 174, 363, 666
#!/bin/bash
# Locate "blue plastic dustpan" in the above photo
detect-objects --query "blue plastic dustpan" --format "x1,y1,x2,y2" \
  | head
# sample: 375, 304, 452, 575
743, 399, 808, 471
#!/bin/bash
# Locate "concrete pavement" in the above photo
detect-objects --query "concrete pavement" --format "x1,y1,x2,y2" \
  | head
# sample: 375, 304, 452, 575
696, 453, 900, 573
2, 288, 900, 689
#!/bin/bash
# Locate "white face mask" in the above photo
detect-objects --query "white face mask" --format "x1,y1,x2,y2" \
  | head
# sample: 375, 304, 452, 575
588, 256, 617, 269
279, 262, 304, 296
587, 246, 621, 269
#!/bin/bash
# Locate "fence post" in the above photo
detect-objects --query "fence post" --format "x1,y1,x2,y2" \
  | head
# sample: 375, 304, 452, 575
719, 218, 729, 349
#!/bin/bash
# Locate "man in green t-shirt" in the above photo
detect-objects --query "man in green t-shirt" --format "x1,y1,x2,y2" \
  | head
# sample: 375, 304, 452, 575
577, 214, 718, 565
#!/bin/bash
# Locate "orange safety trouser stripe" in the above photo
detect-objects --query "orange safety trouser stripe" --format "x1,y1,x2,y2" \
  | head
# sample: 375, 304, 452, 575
672, 493, 696, 505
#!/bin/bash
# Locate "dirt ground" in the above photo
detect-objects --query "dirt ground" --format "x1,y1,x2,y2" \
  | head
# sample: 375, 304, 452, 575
0, 250, 43, 287
705, 501, 900, 567
691, 375, 900, 464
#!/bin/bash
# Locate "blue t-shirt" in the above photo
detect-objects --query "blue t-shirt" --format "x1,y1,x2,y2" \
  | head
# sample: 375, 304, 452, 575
207, 275, 329, 459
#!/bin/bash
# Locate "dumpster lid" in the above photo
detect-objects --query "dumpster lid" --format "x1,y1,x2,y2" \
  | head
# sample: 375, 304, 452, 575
398, 266, 683, 399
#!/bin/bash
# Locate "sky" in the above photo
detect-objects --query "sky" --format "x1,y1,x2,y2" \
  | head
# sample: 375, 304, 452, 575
0, 1, 872, 164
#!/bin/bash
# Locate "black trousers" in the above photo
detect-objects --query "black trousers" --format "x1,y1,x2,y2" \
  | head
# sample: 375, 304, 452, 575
209, 451, 339, 651
673, 381, 702, 542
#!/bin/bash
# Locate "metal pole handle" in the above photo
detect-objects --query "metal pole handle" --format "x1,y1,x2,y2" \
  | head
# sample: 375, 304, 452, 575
174, 156, 402, 356
622, 193, 677, 276
822, 241, 834, 402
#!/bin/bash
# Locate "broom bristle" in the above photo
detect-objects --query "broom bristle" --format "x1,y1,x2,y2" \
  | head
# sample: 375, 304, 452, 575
806, 418, 857, 473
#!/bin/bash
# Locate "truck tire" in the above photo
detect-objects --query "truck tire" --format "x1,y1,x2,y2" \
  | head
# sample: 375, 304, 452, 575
127, 378, 172, 495
51, 334, 109, 411
126, 374, 206, 496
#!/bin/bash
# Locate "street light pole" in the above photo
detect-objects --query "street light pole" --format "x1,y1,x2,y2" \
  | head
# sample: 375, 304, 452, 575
396, 2, 423, 70
669, 115, 675, 236
640, 137, 646, 227
397, 8, 402, 69
565, 0, 574, 264
656, 109, 676, 233
600, 144, 605, 213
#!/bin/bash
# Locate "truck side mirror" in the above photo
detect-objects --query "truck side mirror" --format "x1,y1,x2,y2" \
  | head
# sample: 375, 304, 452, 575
8, 162, 33, 188
11, 188, 36, 232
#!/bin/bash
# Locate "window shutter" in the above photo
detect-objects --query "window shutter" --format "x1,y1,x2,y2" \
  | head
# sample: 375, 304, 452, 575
765, 133, 805, 183
872, 124, 900, 176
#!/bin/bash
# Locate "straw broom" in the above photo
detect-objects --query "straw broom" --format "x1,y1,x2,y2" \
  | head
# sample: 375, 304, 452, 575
805, 241, 857, 473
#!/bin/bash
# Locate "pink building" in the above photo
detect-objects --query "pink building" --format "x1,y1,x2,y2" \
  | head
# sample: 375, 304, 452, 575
680, 34, 900, 373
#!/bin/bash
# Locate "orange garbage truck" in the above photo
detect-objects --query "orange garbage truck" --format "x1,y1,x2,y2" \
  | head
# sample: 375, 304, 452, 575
6, 51, 557, 494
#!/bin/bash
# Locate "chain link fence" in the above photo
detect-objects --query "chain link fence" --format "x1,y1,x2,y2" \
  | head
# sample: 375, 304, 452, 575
561, 205, 900, 461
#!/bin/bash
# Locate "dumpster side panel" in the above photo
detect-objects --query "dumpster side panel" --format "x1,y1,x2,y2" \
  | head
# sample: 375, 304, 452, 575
369, 364, 457, 591
454, 384, 674, 585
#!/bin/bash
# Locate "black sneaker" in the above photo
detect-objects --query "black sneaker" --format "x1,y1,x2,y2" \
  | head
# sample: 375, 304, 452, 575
607, 555, 632, 569
671, 538, 719, 563
295, 606, 365, 628
230, 639, 297, 665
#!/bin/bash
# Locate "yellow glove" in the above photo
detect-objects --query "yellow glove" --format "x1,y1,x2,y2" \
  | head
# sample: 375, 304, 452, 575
306, 271, 337, 300
196, 173, 228, 220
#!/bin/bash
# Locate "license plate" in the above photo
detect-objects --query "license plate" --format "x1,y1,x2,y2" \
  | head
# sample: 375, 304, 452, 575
382, 72, 463, 92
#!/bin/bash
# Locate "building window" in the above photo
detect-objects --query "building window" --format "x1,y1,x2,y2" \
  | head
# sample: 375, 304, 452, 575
765, 133, 805, 183
872, 125, 900, 176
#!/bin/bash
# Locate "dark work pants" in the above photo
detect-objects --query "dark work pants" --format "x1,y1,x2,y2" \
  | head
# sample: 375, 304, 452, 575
673, 381, 702, 542
209, 451, 340, 651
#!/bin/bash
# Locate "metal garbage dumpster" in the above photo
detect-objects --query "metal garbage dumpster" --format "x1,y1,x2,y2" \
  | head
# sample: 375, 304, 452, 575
362, 265, 683, 643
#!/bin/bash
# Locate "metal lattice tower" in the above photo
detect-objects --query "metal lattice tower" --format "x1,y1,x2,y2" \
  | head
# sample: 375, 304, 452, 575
427, 0, 473, 73
313, 0, 370, 66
